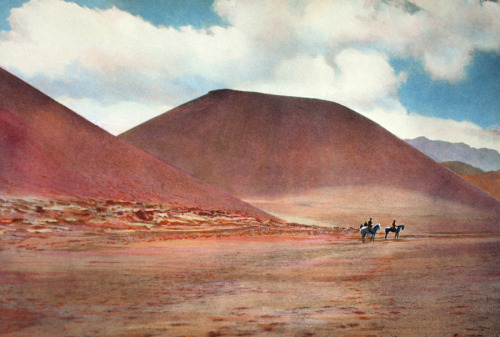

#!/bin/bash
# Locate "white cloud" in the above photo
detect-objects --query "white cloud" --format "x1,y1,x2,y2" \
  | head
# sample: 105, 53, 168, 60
332, 49, 407, 112
365, 108, 500, 153
234, 54, 337, 99
58, 97, 170, 135
0, 0, 498, 151
0, 0, 249, 85
300, 0, 500, 82
234, 48, 407, 115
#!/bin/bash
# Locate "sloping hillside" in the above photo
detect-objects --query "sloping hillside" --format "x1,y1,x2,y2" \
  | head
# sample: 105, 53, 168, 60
120, 90, 500, 227
440, 161, 484, 175
0, 69, 273, 220
461, 170, 500, 201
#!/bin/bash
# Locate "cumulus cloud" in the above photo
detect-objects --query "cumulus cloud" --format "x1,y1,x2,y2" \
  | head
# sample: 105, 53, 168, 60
0, 0, 499, 151
366, 108, 500, 152
299, 0, 500, 82
333, 49, 407, 112
58, 96, 171, 135
235, 48, 407, 114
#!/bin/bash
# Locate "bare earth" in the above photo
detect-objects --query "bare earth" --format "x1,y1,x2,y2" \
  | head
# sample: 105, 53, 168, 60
1, 197, 499, 336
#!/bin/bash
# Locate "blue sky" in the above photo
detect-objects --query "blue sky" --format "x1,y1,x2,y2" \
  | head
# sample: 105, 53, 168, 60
0, 0, 499, 151
392, 52, 500, 129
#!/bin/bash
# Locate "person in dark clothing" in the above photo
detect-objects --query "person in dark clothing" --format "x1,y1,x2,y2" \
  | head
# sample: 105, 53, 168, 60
366, 218, 373, 233
391, 219, 397, 232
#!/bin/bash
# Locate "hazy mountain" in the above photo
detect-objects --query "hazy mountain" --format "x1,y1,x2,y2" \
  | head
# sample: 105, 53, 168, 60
488, 124, 500, 133
0, 69, 273, 220
120, 89, 500, 226
405, 137, 500, 172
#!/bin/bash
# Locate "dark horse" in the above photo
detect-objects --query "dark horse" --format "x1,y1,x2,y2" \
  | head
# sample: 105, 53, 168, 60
360, 223, 381, 243
385, 225, 405, 239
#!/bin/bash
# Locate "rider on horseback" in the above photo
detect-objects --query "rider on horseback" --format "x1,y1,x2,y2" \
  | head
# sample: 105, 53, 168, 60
366, 218, 373, 233
391, 219, 397, 232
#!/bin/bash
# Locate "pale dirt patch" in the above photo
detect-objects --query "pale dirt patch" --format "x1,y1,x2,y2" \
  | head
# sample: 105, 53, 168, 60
247, 185, 500, 233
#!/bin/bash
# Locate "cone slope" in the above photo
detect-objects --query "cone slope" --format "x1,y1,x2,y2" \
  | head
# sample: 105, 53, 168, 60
0, 69, 273, 220
121, 89, 500, 214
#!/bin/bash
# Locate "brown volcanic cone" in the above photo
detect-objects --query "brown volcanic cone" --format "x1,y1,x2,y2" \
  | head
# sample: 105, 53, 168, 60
0, 69, 273, 220
461, 170, 500, 201
441, 161, 484, 175
121, 90, 500, 228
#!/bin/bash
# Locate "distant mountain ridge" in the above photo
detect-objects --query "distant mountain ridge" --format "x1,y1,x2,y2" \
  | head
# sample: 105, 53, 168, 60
405, 137, 500, 172
488, 124, 500, 132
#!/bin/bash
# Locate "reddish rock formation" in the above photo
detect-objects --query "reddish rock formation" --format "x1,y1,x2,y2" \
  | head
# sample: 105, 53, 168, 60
120, 89, 500, 218
440, 161, 484, 175
440, 161, 499, 201
0, 69, 273, 220
461, 170, 500, 201
120, 90, 497, 207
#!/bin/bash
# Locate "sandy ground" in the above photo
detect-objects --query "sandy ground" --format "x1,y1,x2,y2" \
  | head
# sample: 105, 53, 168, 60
1, 197, 499, 336
246, 186, 500, 232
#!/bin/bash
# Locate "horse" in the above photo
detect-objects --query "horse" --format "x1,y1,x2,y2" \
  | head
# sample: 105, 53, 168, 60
385, 225, 405, 239
360, 223, 381, 243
